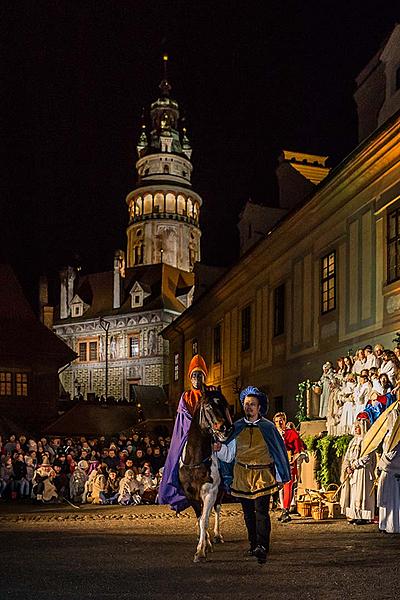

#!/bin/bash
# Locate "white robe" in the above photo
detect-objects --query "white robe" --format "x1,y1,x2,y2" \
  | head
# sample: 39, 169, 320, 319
340, 435, 375, 521
377, 442, 400, 533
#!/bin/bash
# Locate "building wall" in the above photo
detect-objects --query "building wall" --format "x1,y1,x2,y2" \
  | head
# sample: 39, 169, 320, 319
165, 114, 400, 419
54, 310, 173, 400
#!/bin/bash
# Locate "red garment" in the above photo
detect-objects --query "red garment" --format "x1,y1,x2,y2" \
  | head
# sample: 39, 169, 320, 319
282, 428, 303, 509
182, 389, 203, 417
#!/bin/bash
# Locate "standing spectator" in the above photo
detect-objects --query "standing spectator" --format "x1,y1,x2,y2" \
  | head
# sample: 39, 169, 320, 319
374, 344, 384, 369
380, 350, 399, 385
352, 349, 367, 378
364, 345, 378, 370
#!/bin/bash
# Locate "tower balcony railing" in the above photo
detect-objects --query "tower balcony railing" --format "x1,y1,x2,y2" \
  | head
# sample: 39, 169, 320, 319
129, 212, 199, 226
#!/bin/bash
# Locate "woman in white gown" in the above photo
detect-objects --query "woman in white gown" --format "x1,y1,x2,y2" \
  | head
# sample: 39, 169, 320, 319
337, 374, 357, 435
340, 413, 375, 524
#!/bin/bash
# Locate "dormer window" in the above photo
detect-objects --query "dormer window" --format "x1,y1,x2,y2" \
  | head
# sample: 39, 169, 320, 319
129, 281, 151, 309
70, 294, 88, 318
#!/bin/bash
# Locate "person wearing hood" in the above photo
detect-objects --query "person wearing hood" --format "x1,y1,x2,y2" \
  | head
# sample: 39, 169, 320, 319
69, 460, 88, 503
216, 386, 290, 564
32, 457, 58, 502
340, 412, 375, 525
158, 354, 210, 512
118, 469, 143, 505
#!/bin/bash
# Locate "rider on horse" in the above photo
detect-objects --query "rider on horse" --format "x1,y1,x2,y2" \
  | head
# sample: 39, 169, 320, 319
158, 354, 209, 512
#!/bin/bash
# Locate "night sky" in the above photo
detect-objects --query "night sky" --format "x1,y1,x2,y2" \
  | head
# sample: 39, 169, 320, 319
3, 1, 400, 308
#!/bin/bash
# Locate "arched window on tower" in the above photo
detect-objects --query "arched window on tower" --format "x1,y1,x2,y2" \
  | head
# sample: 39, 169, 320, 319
143, 194, 152, 214
164, 164, 170, 174
177, 194, 186, 215
134, 244, 144, 265
166, 193, 175, 213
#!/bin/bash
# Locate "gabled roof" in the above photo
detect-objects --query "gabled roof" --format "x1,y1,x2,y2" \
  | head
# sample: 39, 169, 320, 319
0, 264, 76, 367
54, 263, 194, 323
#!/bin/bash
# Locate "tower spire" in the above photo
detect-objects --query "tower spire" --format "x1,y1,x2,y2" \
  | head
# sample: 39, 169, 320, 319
159, 53, 171, 97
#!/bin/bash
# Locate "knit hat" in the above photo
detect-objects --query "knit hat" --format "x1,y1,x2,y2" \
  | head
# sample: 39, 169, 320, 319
125, 469, 134, 478
239, 386, 268, 416
78, 460, 88, 470
188, 354, 208, 378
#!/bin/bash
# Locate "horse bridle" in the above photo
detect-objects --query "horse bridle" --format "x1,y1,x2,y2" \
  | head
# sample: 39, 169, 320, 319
180, 399, 230, 469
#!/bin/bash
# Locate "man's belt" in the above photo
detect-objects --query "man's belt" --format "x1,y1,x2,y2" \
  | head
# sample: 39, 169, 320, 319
236, 461, 272, 470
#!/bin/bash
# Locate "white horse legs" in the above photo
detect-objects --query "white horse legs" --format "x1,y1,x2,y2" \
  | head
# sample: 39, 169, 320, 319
213, 503, 224, 544
194, 486, 217, 562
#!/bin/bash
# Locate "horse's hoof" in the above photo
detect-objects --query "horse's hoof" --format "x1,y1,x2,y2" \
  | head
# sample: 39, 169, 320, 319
213, 535, 224, 544
193, 554, 206, 563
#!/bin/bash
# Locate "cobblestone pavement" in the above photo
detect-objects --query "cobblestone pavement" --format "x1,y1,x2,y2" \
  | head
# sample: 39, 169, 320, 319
0, 503, 399, 600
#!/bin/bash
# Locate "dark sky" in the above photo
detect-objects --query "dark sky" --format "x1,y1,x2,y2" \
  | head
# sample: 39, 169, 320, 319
3, 1, 400, 307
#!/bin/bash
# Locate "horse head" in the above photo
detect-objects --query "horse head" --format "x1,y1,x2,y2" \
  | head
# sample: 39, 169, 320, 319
197, 387, 233, 442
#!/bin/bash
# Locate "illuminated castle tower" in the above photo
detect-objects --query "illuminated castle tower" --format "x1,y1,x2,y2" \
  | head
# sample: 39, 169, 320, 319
126, 55, 202, 271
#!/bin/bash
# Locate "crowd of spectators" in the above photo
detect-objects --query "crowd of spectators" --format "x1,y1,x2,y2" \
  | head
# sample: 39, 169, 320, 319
316, 343, 400, 435
0, 430, 170, 506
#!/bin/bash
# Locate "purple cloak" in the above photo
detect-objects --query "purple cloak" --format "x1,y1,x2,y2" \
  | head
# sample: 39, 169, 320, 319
157, 394, 192, 512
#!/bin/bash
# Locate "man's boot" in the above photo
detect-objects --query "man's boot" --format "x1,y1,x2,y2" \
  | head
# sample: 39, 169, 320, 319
281, 509, 292, 523
277, 509, 285, 521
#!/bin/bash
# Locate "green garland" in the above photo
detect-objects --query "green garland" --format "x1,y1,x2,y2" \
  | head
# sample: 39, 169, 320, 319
295, 379, 312, 422
302, 433, 352, 487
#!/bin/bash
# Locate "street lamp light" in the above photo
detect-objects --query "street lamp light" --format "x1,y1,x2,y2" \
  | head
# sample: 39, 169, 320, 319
99, 317, 110, 401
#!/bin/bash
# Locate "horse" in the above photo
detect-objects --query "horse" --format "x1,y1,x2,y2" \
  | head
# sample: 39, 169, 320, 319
179, 388, 233, 562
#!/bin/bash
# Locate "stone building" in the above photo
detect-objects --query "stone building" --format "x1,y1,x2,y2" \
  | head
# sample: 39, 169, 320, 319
163, 24, 400, 418
53, 57, 200, 403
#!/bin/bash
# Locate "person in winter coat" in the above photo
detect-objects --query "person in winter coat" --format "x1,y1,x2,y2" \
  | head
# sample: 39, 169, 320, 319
69, 460, 88, 503
118, 469, 143, 505
12, 453, 29, 499
89, 463, 108, 504
32, 457, 58, 502
99, 469, 120, 504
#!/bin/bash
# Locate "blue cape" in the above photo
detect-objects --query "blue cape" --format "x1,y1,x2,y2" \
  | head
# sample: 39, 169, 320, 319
219, 417, 291, 488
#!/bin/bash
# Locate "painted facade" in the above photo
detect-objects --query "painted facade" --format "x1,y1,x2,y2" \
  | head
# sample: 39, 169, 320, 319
163, 26, 400, 418
53, 57, 199, 402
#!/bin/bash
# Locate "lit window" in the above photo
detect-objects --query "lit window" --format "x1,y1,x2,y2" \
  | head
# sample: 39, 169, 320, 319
241, 306, 251, 351
388, 208, 400, 283
321, 251, 336, 313
79, 343, 87, 362
174, 353, 179, 381
89, 341, 98, 361
0, 372, 12, 395
129, 336, 140, 358
15, 373, 28, 396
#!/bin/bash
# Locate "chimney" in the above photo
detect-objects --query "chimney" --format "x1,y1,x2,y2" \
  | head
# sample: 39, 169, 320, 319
113, 250, 125, 309
60, 266, 76, 319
